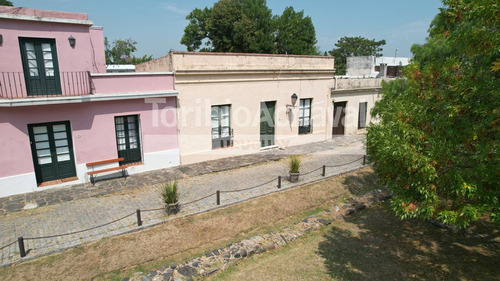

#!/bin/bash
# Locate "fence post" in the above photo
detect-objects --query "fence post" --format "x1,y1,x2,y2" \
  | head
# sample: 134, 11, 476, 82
277, 176, 281, 189
18, 236, 26, 258
363, 155, 366, 165
216, 190, 220, 205
322, 165, 326, 177
136, 209, 142, 227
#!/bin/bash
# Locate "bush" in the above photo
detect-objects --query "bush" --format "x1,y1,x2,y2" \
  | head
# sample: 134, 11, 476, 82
161, 180, 179, 205
289, 155, 301, 173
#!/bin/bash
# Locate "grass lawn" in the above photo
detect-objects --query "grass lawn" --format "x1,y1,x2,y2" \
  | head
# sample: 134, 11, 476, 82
0, 168, 378, 281
210, 202, 500, 281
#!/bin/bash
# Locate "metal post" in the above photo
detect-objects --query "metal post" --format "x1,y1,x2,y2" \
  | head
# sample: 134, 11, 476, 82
278, 176, 281, 189
136, 209, 142, 227
216, 190, 220, 205
363, 155, 366, 165
322, 165, 326, 177
18, 236, 26, 258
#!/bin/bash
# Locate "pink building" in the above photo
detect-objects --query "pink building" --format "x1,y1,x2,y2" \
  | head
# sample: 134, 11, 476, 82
0, 6, 180, 197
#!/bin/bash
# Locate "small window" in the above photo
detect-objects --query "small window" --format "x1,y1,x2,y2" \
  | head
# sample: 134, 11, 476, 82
211, 105, 232, 149
358, 102, 368, 129
299, 99, 312, 134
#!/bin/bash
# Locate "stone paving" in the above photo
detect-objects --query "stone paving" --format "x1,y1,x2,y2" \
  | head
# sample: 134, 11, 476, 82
0, 135, 365, 267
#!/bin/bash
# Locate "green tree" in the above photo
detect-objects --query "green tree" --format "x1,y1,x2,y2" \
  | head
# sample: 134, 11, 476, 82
274, 7, 318, 55
104, 37, 153, 65
328, 36, 386, 75
180, 8, 210, 52
366, 0, 500, 228
0, 0, 13, 6
181, 1, 319, 55
181, 0, 274, 53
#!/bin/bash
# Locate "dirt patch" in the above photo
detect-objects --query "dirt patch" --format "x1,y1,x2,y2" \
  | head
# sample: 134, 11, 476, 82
0, 168, 377, 281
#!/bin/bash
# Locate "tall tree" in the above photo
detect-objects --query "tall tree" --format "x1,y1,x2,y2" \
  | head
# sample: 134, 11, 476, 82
181, 0, 274, 53
0, 0, 13, 6
104, 37, 153, 65
328, 36, 386, 75
181, 1, 319, 55
274, 7, 318, 55
180, 8, 210, 52
366, 0, 500, 228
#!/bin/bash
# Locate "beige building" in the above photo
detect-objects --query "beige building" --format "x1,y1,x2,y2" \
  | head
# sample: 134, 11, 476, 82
137, 51, 392, 164
138, 52, 336, 164
331, 77, 395, 136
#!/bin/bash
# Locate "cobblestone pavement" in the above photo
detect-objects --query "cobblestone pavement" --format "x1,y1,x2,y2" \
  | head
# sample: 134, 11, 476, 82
0, 135, 365, 267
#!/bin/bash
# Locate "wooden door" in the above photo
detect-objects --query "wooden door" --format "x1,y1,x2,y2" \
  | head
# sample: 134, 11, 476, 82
28, 121, 76, 184
19, 38, 61, 96
115, 115, 142, 165
333, 102, 347, 136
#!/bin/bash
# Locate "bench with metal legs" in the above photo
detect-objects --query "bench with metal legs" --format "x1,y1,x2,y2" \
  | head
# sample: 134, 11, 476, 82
86, 157, 128, 185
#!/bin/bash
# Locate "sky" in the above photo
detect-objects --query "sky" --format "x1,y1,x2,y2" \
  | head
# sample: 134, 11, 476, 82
13, 0, 444, 59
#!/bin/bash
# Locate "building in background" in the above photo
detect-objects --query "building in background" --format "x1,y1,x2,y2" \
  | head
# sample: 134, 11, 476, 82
106, 64, 135, 73
0, 6, 179, 197
346, 56, 409, 78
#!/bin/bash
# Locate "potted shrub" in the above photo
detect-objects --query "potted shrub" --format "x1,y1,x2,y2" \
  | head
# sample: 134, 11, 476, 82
161, 180, 180, 215
288, 155, 301, 183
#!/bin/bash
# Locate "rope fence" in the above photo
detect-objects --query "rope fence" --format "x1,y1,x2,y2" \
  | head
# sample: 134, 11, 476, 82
220, 177, 277, 194
3, 154, 367, 260
0, 240, 16, 251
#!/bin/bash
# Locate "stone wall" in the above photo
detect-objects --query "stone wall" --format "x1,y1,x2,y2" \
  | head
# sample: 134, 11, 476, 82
126, 188, 393, 281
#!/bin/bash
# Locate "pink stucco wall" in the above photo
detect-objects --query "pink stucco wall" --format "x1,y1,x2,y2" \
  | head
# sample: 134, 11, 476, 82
0, 18, 106, 75
91, 74, 175, 94
0, 98, 178, 177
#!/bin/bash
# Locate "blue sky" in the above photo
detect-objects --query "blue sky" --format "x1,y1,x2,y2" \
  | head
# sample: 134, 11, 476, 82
14, 0, 443, 58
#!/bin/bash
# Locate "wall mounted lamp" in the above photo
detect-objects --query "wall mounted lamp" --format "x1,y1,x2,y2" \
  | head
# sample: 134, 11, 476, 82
286, 93, 298, 115
68, 35, 75, 47
0, 34, 3, 45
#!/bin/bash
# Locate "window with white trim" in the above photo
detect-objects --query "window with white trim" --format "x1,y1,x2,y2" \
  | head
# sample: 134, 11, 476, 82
299, 98, 312, 134
211, 105, 232, 149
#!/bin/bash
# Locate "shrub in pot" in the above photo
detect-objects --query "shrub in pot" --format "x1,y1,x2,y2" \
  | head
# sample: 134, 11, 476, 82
288, 155, 301, 183
161, 180, 180, 215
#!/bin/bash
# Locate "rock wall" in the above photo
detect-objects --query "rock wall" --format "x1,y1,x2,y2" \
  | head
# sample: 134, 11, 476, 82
125, 188, 393, 281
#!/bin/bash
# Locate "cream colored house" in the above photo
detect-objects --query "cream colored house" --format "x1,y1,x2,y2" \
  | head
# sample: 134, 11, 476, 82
331, 77, 395, 135
138, 52, 336, 164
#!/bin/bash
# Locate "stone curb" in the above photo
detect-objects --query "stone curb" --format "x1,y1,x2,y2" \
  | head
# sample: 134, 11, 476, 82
125, 188, 393, 281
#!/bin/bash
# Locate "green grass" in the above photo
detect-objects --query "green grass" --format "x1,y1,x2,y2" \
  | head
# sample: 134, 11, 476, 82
209, 202, 500, 281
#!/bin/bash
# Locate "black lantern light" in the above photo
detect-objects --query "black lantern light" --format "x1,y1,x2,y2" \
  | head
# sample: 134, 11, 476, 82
68, 35, 76, 47
291, 93, 298, 107
287, 93, 299, 115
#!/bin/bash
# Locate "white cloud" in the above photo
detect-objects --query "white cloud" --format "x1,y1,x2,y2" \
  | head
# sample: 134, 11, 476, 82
162, 4, 190, 16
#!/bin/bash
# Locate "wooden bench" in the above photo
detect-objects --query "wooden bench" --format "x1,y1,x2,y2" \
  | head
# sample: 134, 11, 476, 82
86, 157, 128, 185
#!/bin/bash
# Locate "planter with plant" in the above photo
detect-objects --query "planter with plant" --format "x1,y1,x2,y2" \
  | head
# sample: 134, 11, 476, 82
288, 155, 301, 183
161, 180, 180, 215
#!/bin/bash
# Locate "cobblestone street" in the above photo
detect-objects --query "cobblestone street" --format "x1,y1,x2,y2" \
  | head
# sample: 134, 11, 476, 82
0, 135, 365, 266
